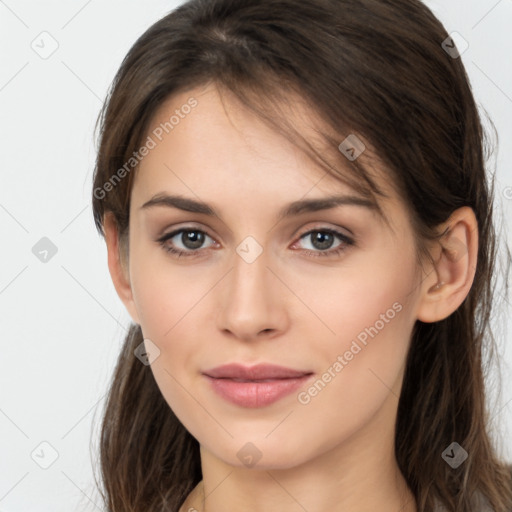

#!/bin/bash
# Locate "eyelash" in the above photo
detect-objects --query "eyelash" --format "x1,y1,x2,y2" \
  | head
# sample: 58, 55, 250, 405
156, 227, 355, 259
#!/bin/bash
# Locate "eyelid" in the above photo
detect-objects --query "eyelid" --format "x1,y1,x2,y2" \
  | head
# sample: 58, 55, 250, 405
291, 226, 354, 252
157, 225, 218, 249
157, 222, 217, 241
157, 222, 352, 244
294, 222, 353, 240
156, 222, 355, 261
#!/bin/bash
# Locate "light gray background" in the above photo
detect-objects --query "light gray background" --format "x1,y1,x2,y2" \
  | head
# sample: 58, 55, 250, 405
0, 1, 511, 511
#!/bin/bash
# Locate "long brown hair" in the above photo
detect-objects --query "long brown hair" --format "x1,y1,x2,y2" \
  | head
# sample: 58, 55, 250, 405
91, 0, 512, 510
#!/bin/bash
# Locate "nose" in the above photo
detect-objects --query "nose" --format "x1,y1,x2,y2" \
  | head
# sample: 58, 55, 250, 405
216, 244, 289, 342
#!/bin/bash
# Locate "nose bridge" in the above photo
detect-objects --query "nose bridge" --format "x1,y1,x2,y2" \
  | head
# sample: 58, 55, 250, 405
230, 239, 273, 309
216, 236, 287, 339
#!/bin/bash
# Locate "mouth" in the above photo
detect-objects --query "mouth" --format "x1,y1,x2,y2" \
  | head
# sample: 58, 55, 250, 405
202, 363, 314, 408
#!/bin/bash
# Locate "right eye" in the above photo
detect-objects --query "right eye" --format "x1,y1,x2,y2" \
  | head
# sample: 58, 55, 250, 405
157, 228, 217, 258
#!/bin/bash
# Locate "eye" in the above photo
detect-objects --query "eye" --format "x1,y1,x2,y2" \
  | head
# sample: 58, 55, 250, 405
157, 228, 216, 258
156, 226, 355, 259
293, 228, 354, 258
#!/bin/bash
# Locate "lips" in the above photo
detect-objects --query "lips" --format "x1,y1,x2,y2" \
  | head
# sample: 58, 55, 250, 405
202, 363, 314, 408
203, 363, 312, 380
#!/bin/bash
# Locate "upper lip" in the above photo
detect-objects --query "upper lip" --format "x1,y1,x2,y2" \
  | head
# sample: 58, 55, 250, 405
203, 363, 313, 380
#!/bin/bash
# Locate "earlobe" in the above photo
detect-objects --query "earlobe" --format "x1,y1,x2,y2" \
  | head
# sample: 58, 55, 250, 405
416, 206, 478, 323
103, 213, 141, 325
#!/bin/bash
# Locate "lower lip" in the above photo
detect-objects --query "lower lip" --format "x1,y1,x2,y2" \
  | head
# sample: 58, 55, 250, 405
203, 374, 313, 408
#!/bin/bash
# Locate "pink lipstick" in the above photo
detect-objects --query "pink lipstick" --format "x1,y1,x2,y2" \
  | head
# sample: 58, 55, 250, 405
202, 363, 314, 408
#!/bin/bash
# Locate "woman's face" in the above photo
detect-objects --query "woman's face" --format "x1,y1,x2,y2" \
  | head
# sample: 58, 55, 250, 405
121, 83, 427, 469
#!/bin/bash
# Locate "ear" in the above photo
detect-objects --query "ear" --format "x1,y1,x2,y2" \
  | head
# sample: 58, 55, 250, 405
103, 212, 141, 325
416, 206, 478, 323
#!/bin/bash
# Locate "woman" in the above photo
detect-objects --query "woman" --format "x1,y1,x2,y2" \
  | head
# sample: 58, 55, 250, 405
91, 0, 512, 510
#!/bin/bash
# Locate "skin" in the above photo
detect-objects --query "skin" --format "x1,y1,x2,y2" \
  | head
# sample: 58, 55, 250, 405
104, 82, 478, 512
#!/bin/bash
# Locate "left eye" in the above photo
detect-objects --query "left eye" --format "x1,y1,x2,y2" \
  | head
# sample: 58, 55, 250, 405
292, 229, 354, 257
297, 230, 347, 251
157, 227, 354, 258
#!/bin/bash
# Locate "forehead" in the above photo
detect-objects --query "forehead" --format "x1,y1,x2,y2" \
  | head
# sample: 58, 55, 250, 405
132, 83, 406, 230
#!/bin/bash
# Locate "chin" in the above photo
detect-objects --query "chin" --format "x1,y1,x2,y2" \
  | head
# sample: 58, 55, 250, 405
204, 436, 314, 471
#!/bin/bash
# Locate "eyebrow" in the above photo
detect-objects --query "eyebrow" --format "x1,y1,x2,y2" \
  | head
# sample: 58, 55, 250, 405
140, 193, 378, 222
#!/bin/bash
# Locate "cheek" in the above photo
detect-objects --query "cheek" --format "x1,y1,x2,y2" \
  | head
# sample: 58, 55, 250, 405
291, 253, 418, 412
291, 282, 415, 444
129, 242, 207, 337
129, 251, 218, 402
130, 257, 209, 432
289, 251, 417, 354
